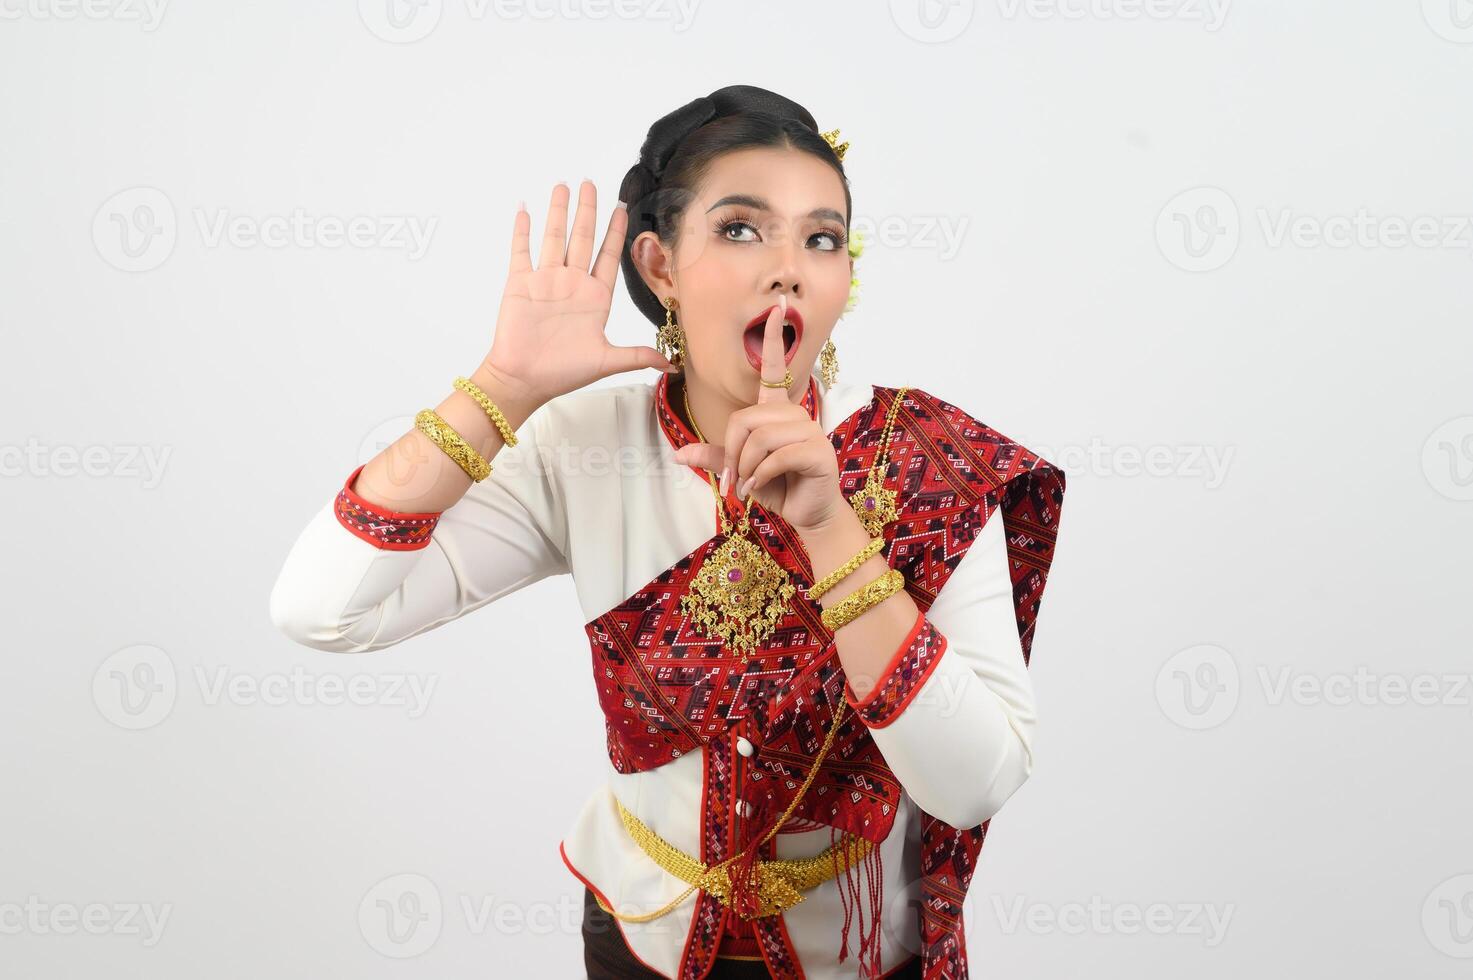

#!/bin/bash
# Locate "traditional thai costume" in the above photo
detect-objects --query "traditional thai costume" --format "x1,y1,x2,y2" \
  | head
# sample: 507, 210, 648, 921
271, 372, 1067, 978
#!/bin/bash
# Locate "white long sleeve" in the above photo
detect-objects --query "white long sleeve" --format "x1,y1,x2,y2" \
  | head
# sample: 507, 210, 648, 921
844, 509, 1037, 829
268, 405, 569, 654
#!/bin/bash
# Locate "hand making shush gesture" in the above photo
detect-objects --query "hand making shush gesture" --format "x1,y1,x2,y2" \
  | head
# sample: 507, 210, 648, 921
673, 295, 848, 536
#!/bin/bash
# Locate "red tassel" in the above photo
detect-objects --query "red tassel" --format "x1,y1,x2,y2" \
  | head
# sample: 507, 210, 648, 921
727, 839, 764, 922
834, 826, 858, 965
831, 830, 889, 977
854, 842, 884, 978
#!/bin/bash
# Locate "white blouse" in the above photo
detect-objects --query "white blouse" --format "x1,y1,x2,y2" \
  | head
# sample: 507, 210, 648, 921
269, 374, 1039, 979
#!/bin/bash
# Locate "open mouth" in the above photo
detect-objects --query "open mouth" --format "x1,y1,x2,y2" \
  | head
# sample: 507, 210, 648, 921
742, 304, 803, 369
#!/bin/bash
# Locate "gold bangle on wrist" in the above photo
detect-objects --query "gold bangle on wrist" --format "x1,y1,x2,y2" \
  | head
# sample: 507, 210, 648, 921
808, 536, 886, 601
452, 375, 519, 448
415, 408, 491, 482
820, 568, 905, 633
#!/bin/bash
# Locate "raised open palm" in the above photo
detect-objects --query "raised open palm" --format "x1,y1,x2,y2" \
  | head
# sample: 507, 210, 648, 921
484, 180, 674, 404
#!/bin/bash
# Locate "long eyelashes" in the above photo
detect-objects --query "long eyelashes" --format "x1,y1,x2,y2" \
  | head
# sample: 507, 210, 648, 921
713, 209, 848, 251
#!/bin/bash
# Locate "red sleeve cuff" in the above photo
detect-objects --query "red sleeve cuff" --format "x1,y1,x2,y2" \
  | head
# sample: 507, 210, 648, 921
333, 463, 443, 551
843, 609, 949, 728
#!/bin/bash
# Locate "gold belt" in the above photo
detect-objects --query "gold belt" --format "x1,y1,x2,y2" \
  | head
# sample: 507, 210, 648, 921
600, 795, 874, 922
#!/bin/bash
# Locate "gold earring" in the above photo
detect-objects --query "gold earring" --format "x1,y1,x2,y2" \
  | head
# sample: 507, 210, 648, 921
657, 296, 687, 369
819, 338, 839, 387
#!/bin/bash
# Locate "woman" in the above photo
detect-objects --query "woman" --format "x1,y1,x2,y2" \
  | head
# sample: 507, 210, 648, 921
270, 85, 1066, 979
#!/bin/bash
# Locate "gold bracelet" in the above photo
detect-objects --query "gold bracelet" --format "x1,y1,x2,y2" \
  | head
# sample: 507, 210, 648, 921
415, 408, 491, 482
808, 536, 886, 601
452, 376, 519, 448
820, 568, 905, 633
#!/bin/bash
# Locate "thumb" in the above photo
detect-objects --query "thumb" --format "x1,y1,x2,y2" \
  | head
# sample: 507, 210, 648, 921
606, 344, 679, 375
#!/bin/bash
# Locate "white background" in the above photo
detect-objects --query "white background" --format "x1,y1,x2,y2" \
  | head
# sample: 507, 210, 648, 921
3, 1, 1471, 977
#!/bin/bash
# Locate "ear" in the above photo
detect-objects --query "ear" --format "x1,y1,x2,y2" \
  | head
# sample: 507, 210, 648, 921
630, 230, 676, 298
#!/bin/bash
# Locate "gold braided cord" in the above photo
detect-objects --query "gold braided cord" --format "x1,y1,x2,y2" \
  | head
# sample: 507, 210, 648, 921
597, 699, 859, 924
873, 385, 909, 474
451, 375, 518, 447
599, 796, 874, 922
414, 409, 490, 482
808, 536, 886, 601
820, 568, 906, 633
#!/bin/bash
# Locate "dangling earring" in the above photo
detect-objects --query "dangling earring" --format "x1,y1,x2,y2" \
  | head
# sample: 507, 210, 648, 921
819, 338, 839, 387
657, 296, 687, 369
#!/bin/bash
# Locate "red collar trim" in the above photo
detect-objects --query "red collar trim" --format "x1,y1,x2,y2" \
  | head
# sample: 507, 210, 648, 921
654, 372, 819, 459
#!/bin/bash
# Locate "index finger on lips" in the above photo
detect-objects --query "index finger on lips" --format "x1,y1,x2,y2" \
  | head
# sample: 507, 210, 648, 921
757, 294, 788, 405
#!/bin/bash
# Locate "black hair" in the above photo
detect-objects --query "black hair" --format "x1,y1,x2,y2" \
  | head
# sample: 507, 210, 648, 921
618, 84, 851, 329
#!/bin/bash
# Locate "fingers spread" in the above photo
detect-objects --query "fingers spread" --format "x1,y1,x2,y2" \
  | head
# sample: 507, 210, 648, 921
592, 202, 628, 288
537, 182, 570, 269
565, 179, 598, 271
509, 201, 531, 274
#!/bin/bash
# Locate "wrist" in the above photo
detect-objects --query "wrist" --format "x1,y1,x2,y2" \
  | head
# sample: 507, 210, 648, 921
471, 360, 546, 431
797, 501, 878, 585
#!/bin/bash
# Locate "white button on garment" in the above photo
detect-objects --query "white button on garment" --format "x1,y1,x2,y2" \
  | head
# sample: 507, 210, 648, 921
735, 737, 754, 757
737, 800, 754, 818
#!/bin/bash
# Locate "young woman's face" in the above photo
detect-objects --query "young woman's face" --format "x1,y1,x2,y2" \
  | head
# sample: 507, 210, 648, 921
646, 146, 852, 405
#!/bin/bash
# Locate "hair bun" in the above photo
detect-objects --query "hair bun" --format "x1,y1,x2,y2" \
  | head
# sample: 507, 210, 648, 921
638, 96, 718, 181
638, 85, 820, 182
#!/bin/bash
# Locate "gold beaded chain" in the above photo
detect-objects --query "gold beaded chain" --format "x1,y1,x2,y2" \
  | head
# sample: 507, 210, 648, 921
848, 386, 910, 535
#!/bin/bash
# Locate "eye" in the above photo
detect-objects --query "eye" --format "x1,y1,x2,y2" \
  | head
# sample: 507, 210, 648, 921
810, 228, 848, 252
716, 217, 760, 243
713, 210, 850, 253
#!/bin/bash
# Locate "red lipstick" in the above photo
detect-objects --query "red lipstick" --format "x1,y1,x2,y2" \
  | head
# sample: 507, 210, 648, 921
742, 303, 803, 372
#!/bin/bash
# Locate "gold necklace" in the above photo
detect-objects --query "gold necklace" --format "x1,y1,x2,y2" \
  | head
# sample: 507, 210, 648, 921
677, 382, 796, 658
848, 386, 909, 536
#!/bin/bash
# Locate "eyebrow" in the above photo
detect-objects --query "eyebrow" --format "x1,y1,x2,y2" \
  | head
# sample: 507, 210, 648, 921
705, 194, 846, 225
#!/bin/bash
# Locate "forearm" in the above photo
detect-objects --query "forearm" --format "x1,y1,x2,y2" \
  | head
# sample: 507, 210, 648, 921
352, 361, 546, 514
798, 506, 921, 700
